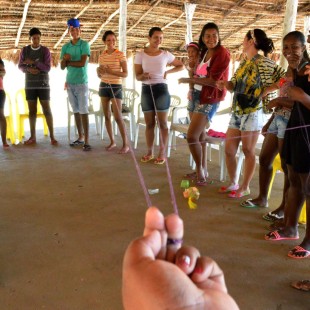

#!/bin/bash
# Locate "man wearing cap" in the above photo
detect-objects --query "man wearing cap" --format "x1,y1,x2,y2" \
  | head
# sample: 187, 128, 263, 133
61, 18, 91, 151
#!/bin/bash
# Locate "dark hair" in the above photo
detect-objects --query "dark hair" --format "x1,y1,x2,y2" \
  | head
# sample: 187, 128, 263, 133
283, 31, 310, 62
29, 27, 41, 38
102, 30, 116, 42
198, 23, 221, 58
149, 27, 162, 37
198, 23, 221, 49
246, 29, 274, 56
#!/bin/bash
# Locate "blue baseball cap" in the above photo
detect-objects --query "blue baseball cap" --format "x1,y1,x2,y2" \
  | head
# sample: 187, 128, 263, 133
67, 18, 80, 28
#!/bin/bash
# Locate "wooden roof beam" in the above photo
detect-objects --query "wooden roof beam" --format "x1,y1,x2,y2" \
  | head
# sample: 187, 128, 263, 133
127, 0, 161, 34
15, 0, 31, 48
89, 0, 135, 46
53, 0, 93, 50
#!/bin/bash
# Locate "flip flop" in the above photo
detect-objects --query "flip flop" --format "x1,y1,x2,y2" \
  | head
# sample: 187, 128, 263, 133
70, 139, 84, 147
218, 184, 239, 193
196, 179, 213, 186
291, 280, 310, 292
24, 138, 36, 145
288, 246, 310, 259
228, 189, 250, 198
51, 139, 58, 145
240, 199, 268, 208
83, 144, 92, 151
183, 172, 197, 179
141, 155, 154, 163
154, 158, 165, 165
263, 212, 284, 222
265, 230, 299, 241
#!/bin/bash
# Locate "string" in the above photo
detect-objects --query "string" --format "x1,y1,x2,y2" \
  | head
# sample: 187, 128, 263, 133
107, 83, 152, 208
148, 84, 179, 215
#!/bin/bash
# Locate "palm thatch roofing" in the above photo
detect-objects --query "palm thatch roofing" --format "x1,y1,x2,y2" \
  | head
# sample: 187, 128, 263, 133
0, 0, 309, 65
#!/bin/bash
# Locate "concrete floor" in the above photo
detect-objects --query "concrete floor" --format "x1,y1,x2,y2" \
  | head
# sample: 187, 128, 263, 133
0, 127, 309, 310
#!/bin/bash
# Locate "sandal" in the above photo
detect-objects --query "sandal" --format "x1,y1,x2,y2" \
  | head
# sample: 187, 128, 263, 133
51, 139, 58, 145
228, 189, 250, 198
24, 138, 36, 145
154, 158, 165, 165
83, 144, 92, 151
263, 212, 284, 222
70, 139, 84, 147
291, 280, 310, 292
218, 183, 239, 193
141, 154, 154, 163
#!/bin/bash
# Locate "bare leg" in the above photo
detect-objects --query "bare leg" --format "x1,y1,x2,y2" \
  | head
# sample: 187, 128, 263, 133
235, 130, 260, 194
249, 133, 278, 206
187, 113, 208, 181
156, 111, 169, 159
102, 97, 116, 150
275, 165, 305, 238
0, 108, 8, 146
111, 98, 129, 154
224, 128, 241, 185
143, 111, 156, 157
80, 114, 89, 145
27, 100, 37, 140
40, 100, 56, 142
74, 113, 84, 141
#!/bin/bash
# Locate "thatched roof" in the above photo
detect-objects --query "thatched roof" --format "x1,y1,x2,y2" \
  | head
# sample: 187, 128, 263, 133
0, 0, 309, 65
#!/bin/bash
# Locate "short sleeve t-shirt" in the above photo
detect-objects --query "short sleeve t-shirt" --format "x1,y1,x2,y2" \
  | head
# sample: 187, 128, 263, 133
134, 50, 175, 85
98, 49, 126, 85
61, 38, 90, 84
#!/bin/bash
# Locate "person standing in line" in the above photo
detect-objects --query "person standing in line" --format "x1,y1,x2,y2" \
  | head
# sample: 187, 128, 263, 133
179, 23, 230, 185
18, 27, 57, 145
61, 18, 91, 151
134, 27, 184, 165
217, 29, 285, 198
97, 30, 129, 154
0, 58, 8, 148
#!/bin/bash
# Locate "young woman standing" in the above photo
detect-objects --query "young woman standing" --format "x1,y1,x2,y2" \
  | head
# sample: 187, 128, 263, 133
97, 30, 129, 154
0, 58, 8, 148
134, 27, 184, 164
179, 23, 230, 185
217, 29, 284, 198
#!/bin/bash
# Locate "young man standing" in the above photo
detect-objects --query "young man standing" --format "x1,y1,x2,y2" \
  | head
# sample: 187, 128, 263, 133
61, 18, 91, 151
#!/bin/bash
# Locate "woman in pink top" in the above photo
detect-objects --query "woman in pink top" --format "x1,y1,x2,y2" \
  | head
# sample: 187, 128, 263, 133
97, 30, 129, 154
0, 58, 8, 148
135, 27, 184, 164
179, 23, 230, 185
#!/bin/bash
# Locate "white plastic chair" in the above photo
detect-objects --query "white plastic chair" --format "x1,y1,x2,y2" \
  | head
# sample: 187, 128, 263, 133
134, 94, 182, 149
112, 88, 139, 142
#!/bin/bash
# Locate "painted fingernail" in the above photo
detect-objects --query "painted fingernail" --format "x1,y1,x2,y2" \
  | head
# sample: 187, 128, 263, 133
194, 266, 203, 274
179, 255, 191, 266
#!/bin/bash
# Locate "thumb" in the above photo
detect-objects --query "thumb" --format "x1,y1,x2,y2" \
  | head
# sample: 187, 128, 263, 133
123, 230, 162, 268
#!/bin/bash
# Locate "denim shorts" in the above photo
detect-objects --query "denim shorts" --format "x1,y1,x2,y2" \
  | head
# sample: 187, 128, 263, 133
229, 109, 265, 131
141, 83, 170, 112
190, 89, 219, 121
0, 90, 5, 109
267, 114, 289, 139
25, 86, 50, 101
99, 82, 122, 99
67, 83, 89, 114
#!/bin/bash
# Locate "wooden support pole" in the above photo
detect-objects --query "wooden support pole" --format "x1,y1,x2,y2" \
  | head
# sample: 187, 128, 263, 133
279, 0, 298, 68
119, 0, 127, 53
184, 2, 196, 44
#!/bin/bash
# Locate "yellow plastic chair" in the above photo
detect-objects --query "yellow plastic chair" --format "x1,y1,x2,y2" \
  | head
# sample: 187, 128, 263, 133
15, 89, 48, 142
269, 154, 306, 224
4, 92, 16, 144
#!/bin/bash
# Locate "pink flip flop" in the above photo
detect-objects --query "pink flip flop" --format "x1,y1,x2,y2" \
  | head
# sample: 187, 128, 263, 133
228, 189, 250, 198
288, 246, 310, 259
265, 230, 299, 241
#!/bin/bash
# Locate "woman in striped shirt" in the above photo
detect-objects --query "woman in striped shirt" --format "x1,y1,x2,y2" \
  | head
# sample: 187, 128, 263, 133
97, 30, 129, 154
